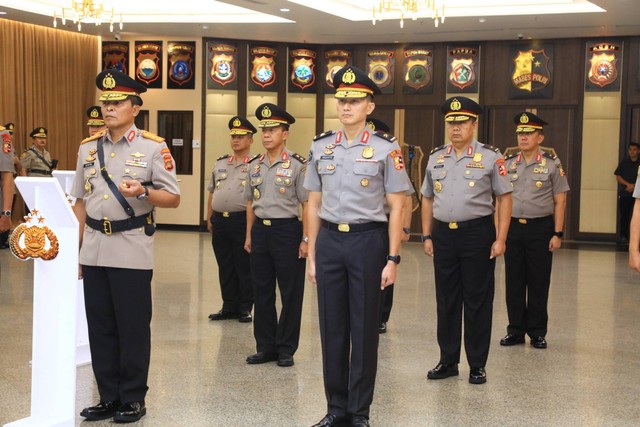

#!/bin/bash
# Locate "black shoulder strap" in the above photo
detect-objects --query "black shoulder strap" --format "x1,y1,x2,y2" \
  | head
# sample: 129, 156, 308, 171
29, 147, 53, 170
97, 136, 135, 218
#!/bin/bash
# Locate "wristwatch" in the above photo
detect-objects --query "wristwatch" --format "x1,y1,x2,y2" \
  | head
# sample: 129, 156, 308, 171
402, 227, 411, 234
421, 235, 432, 242
136, 187, 149, 200
1, 210, 11, 216
302, 236, 309, 243
553, 231, 564, 238
386, 255, 401, 264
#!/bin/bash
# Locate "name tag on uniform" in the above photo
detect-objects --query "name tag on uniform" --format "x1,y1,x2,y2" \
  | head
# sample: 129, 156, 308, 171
355, 158, 378, 163
276, 168, 293, 177
83, 162, 95, 168
125, 159, 148, 168
434, 164, 444, 169
320, 155, 334, 160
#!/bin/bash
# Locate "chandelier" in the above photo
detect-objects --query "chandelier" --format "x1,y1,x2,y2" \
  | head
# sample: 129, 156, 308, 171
53, 0, 123, 32
372, 0, 446, 28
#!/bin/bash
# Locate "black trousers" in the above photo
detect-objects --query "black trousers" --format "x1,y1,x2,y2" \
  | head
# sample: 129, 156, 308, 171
211, 213, 252, 312
379, 284, 394, 323
316, 225, 387, 418
250, 219, 305, 355
618, 195, 634, 239
82, 266, 152, 404
504, 216, 554, 338
432, 217, 496, 368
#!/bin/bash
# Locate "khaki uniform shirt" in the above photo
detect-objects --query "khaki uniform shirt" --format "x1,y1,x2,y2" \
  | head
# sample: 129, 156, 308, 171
244, 148, 308, 218
208, 154, 252, 213
70, 125, 180, 270
421, 140, 512, 222
21, 147, 53, 176
304, 128, 410, 223
1, 130, 16, 202
506, 150, 570, 218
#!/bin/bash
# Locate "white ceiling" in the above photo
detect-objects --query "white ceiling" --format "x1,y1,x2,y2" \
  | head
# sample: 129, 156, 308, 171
0, 0, 638, 44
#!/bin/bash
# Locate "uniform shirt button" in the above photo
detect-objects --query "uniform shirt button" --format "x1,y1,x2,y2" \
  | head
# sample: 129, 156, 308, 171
111, 153, 116, 158
103, 194, 109, 200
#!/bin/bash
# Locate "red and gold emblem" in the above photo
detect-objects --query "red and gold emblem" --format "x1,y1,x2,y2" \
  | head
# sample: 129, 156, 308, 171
367, 50, 394, 89
10, 209, 59, 261
325, 49, 351, 88
511, 49, 551, 92
588, 44, 619, 88
290, 49, 316, 90
210, 44, 237, 86
251, 47, 277, 88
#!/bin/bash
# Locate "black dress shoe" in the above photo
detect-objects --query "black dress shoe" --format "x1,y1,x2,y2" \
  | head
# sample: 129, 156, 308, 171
113, 401, 146, 423
277, 353, 295, 367
351, 415, 370, 427
378, 322, 387, 334
238, 311, 252, 323
469, 367, 487, 384
500, 333, 525, 346
80, 400, 120, 421
311, 414, 350, 427
427, 363, 459, 379
531, 336, 547, 349
246, 351, 278, 364
208, 309, 239, 320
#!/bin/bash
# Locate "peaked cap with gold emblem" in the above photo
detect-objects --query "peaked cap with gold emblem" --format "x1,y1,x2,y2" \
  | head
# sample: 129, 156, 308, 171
441, 96, 483, 122
86, 105, 105, 127
255, 103, 295, 128
333, 66, 381, 99
228, 116, 257, 135
4, 123, 15, 135
96, 69, 147, 105
29, 127, 48, 138
366, 116, 391, 133
514, 111, 547, 133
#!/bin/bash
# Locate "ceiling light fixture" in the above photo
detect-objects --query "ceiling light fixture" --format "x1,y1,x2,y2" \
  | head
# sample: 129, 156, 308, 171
53, 0, 123, 32
372, 0, 445, 29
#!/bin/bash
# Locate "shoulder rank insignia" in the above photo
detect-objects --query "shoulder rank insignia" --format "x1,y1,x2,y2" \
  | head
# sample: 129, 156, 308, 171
374, 131, 396, 142
80, 130, 106, 145
542, 151, 558, 160
505, 152, 517, 160
141, 131, 165, 143
479, 143, 501, 153
313, 130, 335, 141
217, 154, 230, 161
292, 152, 307, 164
430, 144, 446, 155
248, 153, 262, 163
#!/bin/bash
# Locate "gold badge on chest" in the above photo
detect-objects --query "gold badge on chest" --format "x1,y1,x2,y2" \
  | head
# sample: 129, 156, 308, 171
362, 147, 374, 159
253, 188, 261, 200
361, 178, 369, 187
473, 152, 483, 163
434, 181, 443, 193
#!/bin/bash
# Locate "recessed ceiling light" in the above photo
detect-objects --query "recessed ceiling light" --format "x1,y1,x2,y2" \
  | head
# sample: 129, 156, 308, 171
478, 18, 486, 23
202, 25, 209, 29
280, 8, 290, 12
0, 11, 7, 15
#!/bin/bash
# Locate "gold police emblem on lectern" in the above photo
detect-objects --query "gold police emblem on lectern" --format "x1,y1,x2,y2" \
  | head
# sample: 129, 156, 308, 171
10, 209, 59, 261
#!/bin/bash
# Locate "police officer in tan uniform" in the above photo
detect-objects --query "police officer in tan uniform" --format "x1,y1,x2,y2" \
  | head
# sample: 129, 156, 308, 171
87, 105, 107, 137
72, 69, 180, 423
0, 125, 15, 236
244, 103, 308, 368
421, 97, 512, 385
21, 127, 57, 176
305, 67, 410, 427
500, 112, 569, 350
207, 116, 256, 323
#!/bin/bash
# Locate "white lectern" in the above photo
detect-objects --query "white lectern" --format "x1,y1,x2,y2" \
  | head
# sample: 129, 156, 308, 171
5, 177, 79, 427
53, 171, 91, 367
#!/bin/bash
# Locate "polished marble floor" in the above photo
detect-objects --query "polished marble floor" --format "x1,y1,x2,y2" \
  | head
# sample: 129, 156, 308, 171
1, 230, 639, 426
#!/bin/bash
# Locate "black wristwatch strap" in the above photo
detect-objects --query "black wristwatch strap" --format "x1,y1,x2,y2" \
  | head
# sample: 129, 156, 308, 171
421, 235, 432, 242
553, 231, 564, 238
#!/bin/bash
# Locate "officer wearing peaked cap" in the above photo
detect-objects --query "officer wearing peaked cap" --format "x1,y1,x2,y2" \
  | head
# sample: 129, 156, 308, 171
421, 96, 512, 385
86, 105, 106, 137
0, 125, 15, 235
72, 68, 180, 422
22, 127, 56, 177
244, 103, 308, 368
499, 112, 569, 350
207, 116, 256, 323
305, 66, 409, 427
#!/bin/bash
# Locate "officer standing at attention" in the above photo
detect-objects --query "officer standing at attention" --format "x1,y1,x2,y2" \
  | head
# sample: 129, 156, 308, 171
21, 127, 57, 176
72, 69, 180, 422
0, 125, 15, 236
421, 97, 512, 385
244, 103, 308, 368
366, 116, 414, 335
499, 112, 569, 350
86, 105, 107, 137
305, 66, 409, 427
207, 116, 256, 323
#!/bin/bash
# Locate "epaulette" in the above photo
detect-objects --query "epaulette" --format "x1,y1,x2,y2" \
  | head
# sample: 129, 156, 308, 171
430, 144, 446, 155
292, 152, 306, 164
505, 152, 517, 160
217, 154, 230, 161
479, 142, 501, 153
374, 130, 396, 142
141, 130, 165, 143
0, 126, 5, 131
248, 153, 262, 163
313, 130, 335, 141
80, 130, 106, 145
542, 151, 558, 160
